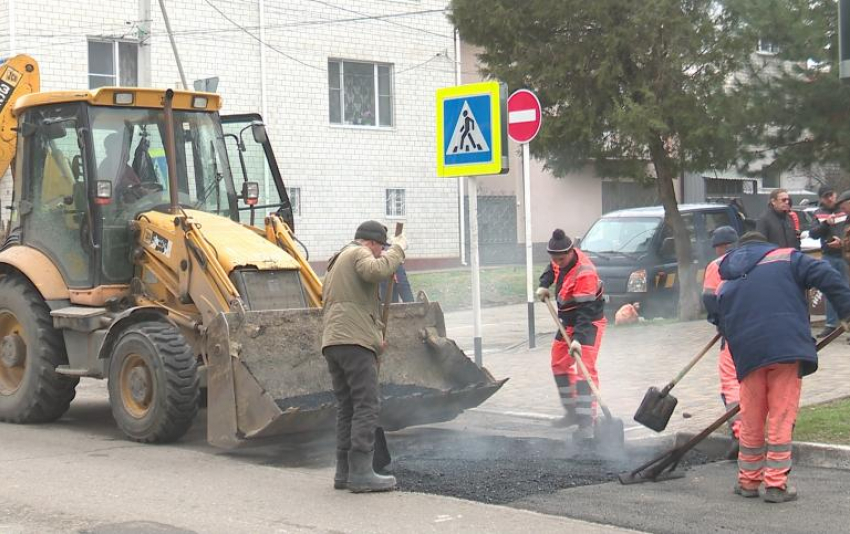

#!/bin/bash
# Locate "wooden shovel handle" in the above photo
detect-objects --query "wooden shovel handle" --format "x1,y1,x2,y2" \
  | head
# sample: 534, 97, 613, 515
381, 222, 404, 338
663, 333, 722, 394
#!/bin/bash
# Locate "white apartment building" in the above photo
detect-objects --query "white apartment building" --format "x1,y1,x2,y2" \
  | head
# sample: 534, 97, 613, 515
0, 0, 462, 264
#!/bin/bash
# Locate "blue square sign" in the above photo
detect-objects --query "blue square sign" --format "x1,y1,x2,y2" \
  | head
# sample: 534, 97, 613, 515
442, 94, 493, 166
436, 81, 507, 177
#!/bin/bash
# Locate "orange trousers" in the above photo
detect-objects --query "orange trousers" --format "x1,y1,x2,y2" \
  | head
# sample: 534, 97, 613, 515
737, 362, 801, 491
551, 319, 605, 421
718, 342, 741, 438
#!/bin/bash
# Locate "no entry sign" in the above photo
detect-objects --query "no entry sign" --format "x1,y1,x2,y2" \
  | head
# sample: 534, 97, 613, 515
507, 89, 542, 144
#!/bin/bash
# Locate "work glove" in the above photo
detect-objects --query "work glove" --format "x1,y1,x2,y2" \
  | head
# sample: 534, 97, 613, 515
569, 339, 583, 358
392, 233, 408, 252
535, 287, 550, 302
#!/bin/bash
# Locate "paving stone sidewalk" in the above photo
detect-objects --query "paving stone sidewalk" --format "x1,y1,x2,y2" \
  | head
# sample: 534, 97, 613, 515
445, 303, 850, 439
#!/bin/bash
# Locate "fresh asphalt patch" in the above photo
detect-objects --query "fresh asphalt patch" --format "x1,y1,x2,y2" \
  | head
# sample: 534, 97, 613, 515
389, 427, 713, 505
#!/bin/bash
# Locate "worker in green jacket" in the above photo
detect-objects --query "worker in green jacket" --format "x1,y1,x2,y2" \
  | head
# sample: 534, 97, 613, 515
322, 220, 407, 493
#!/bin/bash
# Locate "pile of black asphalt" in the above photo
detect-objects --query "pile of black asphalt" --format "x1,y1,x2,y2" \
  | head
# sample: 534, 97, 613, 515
392, 429, 713, 504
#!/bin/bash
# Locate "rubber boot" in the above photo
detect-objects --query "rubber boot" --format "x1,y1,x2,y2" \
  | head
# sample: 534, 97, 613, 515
763, 486, 798, 503
334, 450, 348, 490
733, 483, 759, 498
552, 408, 580, 428
347, 450, 397, 493
572, 424, 594, 442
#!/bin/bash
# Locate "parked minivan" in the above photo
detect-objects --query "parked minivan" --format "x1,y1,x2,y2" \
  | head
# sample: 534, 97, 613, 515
579, 204, 748, 318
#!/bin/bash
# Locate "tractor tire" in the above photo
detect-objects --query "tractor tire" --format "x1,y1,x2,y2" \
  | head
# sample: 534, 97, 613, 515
107, 321, 199, 443
0, 274, 78, 423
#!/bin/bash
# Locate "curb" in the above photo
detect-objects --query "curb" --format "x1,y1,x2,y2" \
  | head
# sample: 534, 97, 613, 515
675, 432, 850, 470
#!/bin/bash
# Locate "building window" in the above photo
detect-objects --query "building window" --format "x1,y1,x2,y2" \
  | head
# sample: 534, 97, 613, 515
386, 188, 405, 218
287, 187, 301, 216
88, 40, 139, 89
757, 39, 779, 55
328, 60, 393, 127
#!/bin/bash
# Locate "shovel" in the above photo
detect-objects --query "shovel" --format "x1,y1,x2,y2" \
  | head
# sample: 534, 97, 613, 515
620, 325, 846, 485
543, 297, 625, 449
633, 333, 721, 432
373, 222, 404, 474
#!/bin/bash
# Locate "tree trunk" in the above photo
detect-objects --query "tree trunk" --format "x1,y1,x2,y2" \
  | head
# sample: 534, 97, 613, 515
648, 137, 701, 321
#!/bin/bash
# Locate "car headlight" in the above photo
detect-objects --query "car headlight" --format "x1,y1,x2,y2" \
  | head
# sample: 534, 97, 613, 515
627, 269, 647, 293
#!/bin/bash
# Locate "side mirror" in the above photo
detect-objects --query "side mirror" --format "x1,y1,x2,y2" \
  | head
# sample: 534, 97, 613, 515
242, 181, 260, 206
251, 122, 267, 144
660, 236, 675, 258
574, 237, 582, 248
42, 122, 67, 139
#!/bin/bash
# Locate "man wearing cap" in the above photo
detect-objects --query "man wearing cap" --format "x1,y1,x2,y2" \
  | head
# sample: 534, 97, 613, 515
536, 229, 606, 441
716, 231, 850, 503
809, 185, 849, 338
322, 220, 407, 493
703, 226, 741, 455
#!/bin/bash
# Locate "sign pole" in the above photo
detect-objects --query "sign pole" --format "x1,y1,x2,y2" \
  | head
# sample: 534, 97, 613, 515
523, 142, 535, 349
468, 176, 483, 366
435, 80, 509, 367
507, 88, 542, 350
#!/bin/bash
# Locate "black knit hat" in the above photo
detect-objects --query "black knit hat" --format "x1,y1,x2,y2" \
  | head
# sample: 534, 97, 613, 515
818, 185, 835, 198
547, 229, 573, 254
354, 220, 389, 245
739, 231, 767, 244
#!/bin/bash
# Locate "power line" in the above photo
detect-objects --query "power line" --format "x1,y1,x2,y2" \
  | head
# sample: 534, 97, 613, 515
2, 8, 450, 41
303, 0, 452, 40
201, 0, 323, 70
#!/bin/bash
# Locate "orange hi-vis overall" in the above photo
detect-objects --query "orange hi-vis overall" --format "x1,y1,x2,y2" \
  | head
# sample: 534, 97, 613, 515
703, 256, 741, 438
738, 362, 801, 491
539, 249, 606, 426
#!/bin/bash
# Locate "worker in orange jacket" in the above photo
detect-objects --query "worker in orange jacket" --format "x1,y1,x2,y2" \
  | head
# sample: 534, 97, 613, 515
536, 229, 606, 441
703, 226, 741, 456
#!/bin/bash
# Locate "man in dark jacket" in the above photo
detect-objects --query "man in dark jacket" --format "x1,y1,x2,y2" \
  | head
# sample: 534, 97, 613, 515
714, 232, 850, 503
755, 189, 799, 249
809, 185, 849, 338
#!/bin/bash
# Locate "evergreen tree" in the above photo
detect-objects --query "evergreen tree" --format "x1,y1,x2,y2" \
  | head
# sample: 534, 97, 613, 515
731, 0, 850, 191
451, 0, 750, 319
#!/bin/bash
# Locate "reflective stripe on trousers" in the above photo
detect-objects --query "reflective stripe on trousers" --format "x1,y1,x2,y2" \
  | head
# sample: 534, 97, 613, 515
550, 319, 605, 420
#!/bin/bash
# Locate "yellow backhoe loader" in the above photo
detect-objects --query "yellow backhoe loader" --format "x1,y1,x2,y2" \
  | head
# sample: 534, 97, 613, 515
0, 55, 505, 447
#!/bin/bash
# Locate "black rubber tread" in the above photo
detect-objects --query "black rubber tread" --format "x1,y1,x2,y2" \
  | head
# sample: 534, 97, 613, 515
0, 274, 78, 423
107, 321, 199, 443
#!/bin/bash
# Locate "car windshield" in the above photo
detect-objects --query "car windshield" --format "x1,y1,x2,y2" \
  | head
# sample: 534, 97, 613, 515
90, 106, 236, 220
581, 217, 662, 255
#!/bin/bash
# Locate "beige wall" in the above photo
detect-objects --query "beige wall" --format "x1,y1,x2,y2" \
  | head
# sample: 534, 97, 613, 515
461, 43, 603, 244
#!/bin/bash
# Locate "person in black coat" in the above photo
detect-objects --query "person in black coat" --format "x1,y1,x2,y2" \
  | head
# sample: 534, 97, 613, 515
755, 189, 800, 250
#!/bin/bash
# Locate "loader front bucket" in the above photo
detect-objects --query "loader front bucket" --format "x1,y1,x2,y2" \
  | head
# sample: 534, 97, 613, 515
205, 302, 506, 448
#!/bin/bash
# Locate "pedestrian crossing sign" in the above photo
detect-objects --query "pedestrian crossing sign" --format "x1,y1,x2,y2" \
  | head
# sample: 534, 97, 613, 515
436, 81, 509, 177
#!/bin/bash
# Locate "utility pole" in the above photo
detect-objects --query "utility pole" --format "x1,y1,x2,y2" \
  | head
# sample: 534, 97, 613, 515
158, 0, 188, 89
454, 29, 467, 266
138, 0, 152, 86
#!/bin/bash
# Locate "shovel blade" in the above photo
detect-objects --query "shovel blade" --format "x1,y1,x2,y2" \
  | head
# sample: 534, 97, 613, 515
593, 416, 625, 449
633, 386, 678, 432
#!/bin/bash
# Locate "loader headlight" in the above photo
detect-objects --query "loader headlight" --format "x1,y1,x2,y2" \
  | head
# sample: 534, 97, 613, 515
192, 96, 208, 109
94, 180, 113, 205
113, 92, 134, 105
627, 269, 647, 293
243, 181, 260, 206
